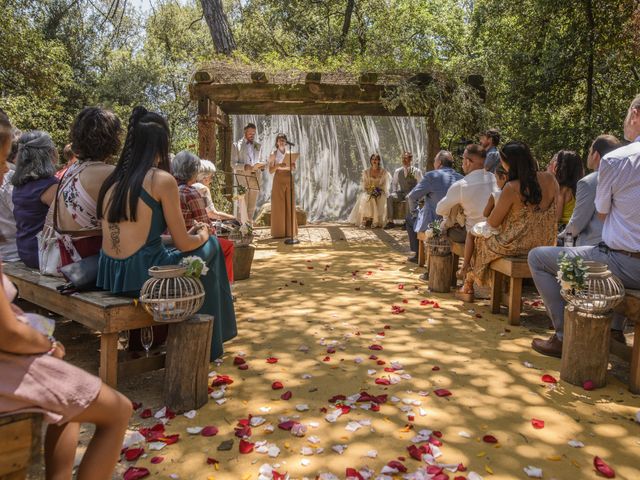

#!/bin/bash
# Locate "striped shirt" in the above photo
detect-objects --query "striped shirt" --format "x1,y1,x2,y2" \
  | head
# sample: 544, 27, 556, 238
595, 136, 640, 252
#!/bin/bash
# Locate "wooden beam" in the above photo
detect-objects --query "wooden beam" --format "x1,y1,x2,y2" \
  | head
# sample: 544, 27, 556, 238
359, 73, 378, 85
215, 101, 411, 116
251, 72, 269, 83
198, 98, 217, 162
305, 72, 322, 84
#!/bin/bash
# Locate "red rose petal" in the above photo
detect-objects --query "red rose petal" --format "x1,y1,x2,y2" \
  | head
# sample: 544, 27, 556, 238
123, 467, 150, 480
239, 439, 254, 454
594, 456, 616, 478
386, 460, 408, 473
457, 463, 467, 472
402, 299, 409, 304
323, 356, 331, 361
266, 357, 278, 364
541, 374, 558, 384
427, 466, 444, 475
329, 394, 346, 403
211, 375, 234, 386
433, 430, 443, 438
238, 364, 249, 370
433, 302, 440, 308
278, 420, 299, 431
432, 366, 440, 371
482, 434, 498, 443
124, 447, 144, 461
158, 434, 180, 445
375, 378, 391, 385
280, 390, 292, 400
376, 360, 386, 365
346, 467, 365, 480
369, 344, 383, 351
272, 381, 284, 390
583, 380, 595, 391
150, 456, 164, 464
434, 388, 452, 397
202, 425, 219, 437
140, 408, 152, 419
384, 325, 391, 329
132, 401, 142, 410
398, 284, 404, 289
327, 347, 336, 354
206, 457, 219, 465
384, 367, 396, 373
369, 355, 378, 360
531, 418, 545, 429
273, 471, 288, 480
233, 356, 246, 365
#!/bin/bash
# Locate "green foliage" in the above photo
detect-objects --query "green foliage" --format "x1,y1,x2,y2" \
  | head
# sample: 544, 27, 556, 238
557, 252, 588, 290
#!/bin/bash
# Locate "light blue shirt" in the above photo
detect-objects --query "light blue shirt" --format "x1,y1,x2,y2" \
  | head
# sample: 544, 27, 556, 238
407, 167, 463, 232
484, 146, 500, 173
595, 136, 640, 251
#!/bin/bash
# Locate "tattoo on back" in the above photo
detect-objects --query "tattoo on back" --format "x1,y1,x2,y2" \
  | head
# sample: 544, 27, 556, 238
109, 223, 121, 254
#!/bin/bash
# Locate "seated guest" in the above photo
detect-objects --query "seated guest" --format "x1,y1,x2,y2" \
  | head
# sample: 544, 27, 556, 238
480, 128, 501, 173
55, 107, 122, 266
193, 159, 236, 222
529, 95, 640, 357
55, 143, 77, 179
0, 113, 132, 480
558, 135, 620, 246
171, 151, 234, 282
553, 150, 584, 232
349, 153, 392, 229
482, 164, 509, 217
97, 108, 236, 360
0, 122, 20, 262
12, 131, 59, 268
462, 141, 558, 299
435, 144, 498, 283
384, 151, 422, 229
405, 150, 462, 263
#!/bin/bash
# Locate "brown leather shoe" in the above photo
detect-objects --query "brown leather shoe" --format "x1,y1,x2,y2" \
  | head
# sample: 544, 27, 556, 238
531, 334, 563, 358
610, 329, 626, 345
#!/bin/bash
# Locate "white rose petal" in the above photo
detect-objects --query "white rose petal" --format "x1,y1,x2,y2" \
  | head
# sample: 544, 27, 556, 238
568, 439, 584, 448
366, 450, 378, 458
122, 431, 146, 448
468, 472, 484, 480
186, 427, 203, 435
307, 436, 321, 444
183, 410, 196, 419
636, 411, 640, 424
367, 369, 377, 375
523, 466, 543, 478
148, 441, 167, 451
251, 416, 266, 427
216, 398, 226, 405
296, 404, 310, 412
301, 459, 311, 466
154, 407, 167, 419
345, 421, 362, 432
458, 431, 472, 438
332, 444, 347, 454
260, 406, 272, 413
268, 445, 281, 458
354, 357, 363, 364
301, 447, 315, 455
523, 361, 535, 368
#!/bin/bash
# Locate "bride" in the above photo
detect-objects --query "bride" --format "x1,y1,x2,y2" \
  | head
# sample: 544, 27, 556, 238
348, 153, 391, 228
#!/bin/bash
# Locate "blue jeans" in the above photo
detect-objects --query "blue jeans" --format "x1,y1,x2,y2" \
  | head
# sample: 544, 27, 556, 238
527, 245, 640, 340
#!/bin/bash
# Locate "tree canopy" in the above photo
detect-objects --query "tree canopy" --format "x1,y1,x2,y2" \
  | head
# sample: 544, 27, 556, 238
2, 0, 638, 163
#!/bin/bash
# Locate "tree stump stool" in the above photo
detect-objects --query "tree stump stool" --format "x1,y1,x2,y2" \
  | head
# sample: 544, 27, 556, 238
233, 244, 256, 281
0, 413, 42, 480
429, 253, 453, 293
163, 315, 214, 412
560, 306, 612, 388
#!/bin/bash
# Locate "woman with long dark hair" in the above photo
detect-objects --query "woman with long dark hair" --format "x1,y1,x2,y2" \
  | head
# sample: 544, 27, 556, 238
553, 150, 584, 230
268, 133, 298, 238
461, 141, 558, 297
96, 106, 237, 360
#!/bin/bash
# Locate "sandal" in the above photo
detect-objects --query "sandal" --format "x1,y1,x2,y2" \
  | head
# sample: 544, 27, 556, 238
456, 265, 471, 280
455, 280, 475, 303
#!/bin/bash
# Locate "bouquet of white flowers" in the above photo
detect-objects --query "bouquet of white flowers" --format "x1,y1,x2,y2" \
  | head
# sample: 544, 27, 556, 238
180, 256, 209, 278
556, 253, 587, 292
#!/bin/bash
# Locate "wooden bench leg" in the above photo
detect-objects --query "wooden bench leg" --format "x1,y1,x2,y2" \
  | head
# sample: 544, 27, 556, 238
418, 240, 425, 267
491, 270, 503, 314
507, 277, 523, 326
99, 333, 119, 387
630, 322, 640, 394
450, 253, 459, 288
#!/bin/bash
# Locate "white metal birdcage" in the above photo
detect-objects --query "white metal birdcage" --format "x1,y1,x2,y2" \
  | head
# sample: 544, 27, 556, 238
560, 261, 624, 315
139, 266, 205, 323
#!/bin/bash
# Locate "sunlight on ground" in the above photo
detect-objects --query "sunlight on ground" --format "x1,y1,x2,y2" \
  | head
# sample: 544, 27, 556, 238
127, 225, 640, 480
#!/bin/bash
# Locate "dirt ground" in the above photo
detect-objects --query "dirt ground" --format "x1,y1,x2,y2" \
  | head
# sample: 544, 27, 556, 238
47, 224, 640, 479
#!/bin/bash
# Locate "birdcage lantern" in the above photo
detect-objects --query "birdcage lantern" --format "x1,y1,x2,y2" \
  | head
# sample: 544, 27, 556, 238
426, 233, 451, 256
560, 261, 624, 315
139, 266, 205, 323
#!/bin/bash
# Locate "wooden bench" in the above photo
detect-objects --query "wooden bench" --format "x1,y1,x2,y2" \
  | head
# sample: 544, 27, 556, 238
490, 256, 532, 325
611, 290, 640, 393
3, 262, 163, 388
0, 413, 42, 480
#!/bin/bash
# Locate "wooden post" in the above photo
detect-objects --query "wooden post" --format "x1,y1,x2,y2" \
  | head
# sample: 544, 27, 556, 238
99, 332, 119, 387
198, 98, 217, 163
491, 270, 504, 314
429, 253, 452, 293
163, 315, 214, 412
426, 115, 440, 172
560, 306, 612, 388
220, 114, 234, 197
507, 277, 523, 326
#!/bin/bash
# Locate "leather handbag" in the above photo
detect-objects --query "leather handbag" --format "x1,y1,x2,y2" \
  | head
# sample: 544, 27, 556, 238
59, 254, 100, 291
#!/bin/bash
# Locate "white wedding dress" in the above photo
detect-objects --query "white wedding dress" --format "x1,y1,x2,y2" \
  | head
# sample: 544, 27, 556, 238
348, 168, 391, 228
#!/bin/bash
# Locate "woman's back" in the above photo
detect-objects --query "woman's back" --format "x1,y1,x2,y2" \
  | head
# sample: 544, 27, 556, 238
506, 171, 557, 213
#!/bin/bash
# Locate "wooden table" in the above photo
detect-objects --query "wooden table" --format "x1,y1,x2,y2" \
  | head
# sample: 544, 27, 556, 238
4, 262, 164, 387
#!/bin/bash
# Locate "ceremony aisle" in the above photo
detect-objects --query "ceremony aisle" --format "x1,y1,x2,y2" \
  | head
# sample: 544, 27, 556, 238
108, 225, 640, 479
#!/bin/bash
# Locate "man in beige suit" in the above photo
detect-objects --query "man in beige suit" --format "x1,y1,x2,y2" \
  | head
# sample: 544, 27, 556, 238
231, 123, 263, 225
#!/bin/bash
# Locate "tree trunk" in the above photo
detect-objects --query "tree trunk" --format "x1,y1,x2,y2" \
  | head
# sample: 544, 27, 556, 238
583, 0, 595, 158
426, 115, 441, 171
428, 253, 452, 293
200, 0, 236, 56
338, 0, 356, 48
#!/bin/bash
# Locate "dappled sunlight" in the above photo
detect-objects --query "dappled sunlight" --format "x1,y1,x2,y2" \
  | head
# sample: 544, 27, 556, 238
128, 226, 640, 479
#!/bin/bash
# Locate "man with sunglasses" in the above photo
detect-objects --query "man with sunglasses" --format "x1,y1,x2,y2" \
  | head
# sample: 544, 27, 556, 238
528, 95, 640, 358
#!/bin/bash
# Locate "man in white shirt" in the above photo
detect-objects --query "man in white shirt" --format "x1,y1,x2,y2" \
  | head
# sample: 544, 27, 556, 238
435, 144, 498, 242
231, 123, 263, 226
529, 94, 640, 357
384, 152, 423, 229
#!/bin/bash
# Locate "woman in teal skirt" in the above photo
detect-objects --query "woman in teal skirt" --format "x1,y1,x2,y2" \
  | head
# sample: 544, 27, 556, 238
96, 106, 236, 360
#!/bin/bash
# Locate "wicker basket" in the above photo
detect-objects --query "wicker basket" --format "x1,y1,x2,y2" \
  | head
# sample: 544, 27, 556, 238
427, 235, 451, 256
139, 266, 205, 323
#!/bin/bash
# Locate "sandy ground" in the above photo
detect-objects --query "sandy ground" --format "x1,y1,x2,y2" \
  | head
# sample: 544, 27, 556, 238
51, 224, 640, 479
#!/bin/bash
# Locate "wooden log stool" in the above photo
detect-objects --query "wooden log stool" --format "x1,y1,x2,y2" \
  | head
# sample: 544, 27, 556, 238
233, 244, 256, 281
0, 413, 42, 480
560, 306, 612, 388
163, 314, 214, 412
429, 253, 453, 293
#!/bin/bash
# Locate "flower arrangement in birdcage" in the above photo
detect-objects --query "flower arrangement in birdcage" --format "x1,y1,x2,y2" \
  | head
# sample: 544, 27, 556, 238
232, 184, 247, 201
139, 263, 205, 323
228, 222, 254, 246
557, 254, 624, 315
425, 219, 450, 256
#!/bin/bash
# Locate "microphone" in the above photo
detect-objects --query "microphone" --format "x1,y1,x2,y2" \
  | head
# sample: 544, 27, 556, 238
285, 140, 296, 147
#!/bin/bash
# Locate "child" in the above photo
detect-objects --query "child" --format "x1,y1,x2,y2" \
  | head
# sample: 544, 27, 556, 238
457, 165, 509, 281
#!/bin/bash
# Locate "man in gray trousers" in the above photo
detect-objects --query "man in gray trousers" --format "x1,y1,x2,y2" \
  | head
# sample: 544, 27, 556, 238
528, 95, 640, 357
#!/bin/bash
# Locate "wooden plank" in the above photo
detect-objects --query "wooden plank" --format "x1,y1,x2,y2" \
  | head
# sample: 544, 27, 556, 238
491, 270, 503, 314
450, 241, 465, 258
99, 333, 119, 387
508, 277, 523, 326
630, 322, 640, 394
118, 353, 166, 381
490, 257, 531, 278
0, 419, 32, 477
418, 239, 425, 267
214, 101, 410, 116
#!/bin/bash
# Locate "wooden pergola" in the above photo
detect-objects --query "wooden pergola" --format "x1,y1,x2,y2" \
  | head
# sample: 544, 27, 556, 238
189, 61, 478, 192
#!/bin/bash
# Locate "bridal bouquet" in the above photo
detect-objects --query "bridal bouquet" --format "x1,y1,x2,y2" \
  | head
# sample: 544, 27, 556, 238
367, 185, 383, 199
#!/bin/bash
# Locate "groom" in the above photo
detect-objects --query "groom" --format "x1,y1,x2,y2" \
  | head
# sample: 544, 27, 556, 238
231, 123, 263, 225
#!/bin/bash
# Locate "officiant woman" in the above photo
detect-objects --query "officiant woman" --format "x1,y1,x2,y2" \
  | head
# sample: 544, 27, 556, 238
268, 133, 298, 238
